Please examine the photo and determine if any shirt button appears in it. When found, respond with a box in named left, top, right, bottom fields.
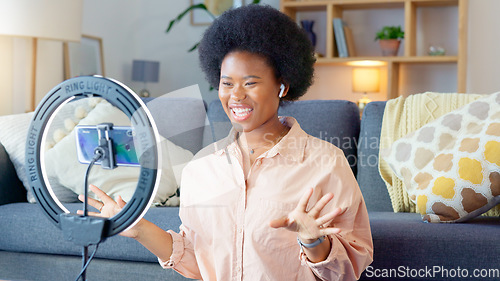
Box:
left=166, top=260, right=175, bottom=267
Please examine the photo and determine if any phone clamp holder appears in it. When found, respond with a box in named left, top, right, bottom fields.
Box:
left=96, top=123, right=116, bottom=169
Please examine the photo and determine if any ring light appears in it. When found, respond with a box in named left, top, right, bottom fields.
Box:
left=25, top=75, right=161, bottom=238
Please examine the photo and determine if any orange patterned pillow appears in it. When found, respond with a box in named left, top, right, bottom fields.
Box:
left=382, top=92, right=500, bottom=222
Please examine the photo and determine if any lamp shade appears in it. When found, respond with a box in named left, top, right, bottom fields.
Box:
left=0, top=0, right=82, bottom=41
left=352, top=68, right=380, bottom=93
left=132, top=60, right=160, bottom=83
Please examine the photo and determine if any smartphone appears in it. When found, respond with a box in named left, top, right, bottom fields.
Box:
left=75, top=125, right=140, bottom=167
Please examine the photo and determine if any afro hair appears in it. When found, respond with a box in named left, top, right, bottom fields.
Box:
left=198, top=4, right=315, bottom=101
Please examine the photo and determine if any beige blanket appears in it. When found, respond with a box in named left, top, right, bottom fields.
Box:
left=378, top=92, right=484, bottom=213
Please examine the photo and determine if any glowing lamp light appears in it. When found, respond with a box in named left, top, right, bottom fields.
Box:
left=352, top=67, right=380, bottom=117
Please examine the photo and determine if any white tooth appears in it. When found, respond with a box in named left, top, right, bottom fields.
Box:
left=234, top=108, right=249, bottom=113
left=232, top=108, right=252, bottom=117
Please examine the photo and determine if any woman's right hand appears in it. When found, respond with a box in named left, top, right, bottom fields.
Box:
left=80, top=185, right=175, bottom=262
left=78, top=184, right=141, bottom=239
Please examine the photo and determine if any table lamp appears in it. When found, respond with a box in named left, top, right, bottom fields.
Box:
left=0, top=0, right=83, bottom=111
left=352, top=67, right=380, bottom=116
left=132, top=60, right=160, bottom=97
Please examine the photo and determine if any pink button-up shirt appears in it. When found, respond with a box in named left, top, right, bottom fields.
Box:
left=160, top=117, right=373, bottom=281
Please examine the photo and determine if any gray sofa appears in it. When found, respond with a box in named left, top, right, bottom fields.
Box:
left=0, top=97, right=498, bottom=281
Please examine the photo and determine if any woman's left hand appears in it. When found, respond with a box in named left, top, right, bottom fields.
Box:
left=269, top=187, right=342, bottom=243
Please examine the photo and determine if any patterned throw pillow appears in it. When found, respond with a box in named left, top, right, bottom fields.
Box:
left=381, top=92, right=500, bottom=222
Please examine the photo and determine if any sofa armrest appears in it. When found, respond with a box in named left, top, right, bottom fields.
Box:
left=0, top=142, right=27, bottom=205
left=357, top=101, right=392, bottom=212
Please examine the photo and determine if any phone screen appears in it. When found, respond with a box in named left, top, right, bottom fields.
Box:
left=75, top=125, right=140, bottom=167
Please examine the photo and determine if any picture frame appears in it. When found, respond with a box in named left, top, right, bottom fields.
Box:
left=190, top=0, right=244, bottom=26
left=64, top=35, right=105, bottom=79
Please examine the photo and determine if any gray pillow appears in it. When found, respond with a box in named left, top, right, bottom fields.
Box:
left=0, top=112, right=36, bottom=202
left=0, top=142, right=27, bottom=205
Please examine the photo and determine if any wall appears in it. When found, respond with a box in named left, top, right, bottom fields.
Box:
left=467, top=0, right=500, bottom=95
left=0, top=0, right=498, bottom=116
left=0, top=38, right=29, bottom=114
left=0, top=0, right=279, bottom=115
left=81, top=0, right=280, bottom=103
left=0, top=37, right=14, bottom=115
left=71, top=0, right=500, bottom=103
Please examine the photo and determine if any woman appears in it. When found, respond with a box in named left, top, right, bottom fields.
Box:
left=81, top=5, right=373, bottom=280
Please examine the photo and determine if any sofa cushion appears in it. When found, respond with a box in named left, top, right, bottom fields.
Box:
left=44, top=97, right=99, bottom=148
left=381, top=93, right=500, bottom=222
left=0, top=142, right=27, bottom=205
left=0, top=203, right=182, bottom=263
left=0, top=251, right=189, bottom=281
left=145, top=97, right=207, bottom=155
left=207, top=99, right=360, bottom=175
left=43, top=100, right=192, bottom=206
left=364, top=212, right=500, bottom=281
left=357, top=102, right=393, bottom=212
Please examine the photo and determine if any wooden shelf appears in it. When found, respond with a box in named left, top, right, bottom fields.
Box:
left=411, top=0, right=459, bottom=7
left=281, top=0, right=468, bottom=99
left=282, top=0, right=458, bottom=8
left=316, top=56, right=458, bottom=65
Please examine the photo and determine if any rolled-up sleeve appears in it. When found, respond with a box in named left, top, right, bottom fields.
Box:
left=301, top=202, right=373, bottom=280
left=157, top=225, right=202, bottom=280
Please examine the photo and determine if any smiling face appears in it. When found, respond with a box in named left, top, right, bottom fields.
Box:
left=219, top=51, right=286, bottom=134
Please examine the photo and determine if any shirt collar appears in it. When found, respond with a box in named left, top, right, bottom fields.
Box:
left=213, top=117, right=308, bottom=163
left=213, top=127, right=239, bottom=156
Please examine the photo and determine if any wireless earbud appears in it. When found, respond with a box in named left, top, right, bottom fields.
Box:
left=279, top=84, right=285, bottom=98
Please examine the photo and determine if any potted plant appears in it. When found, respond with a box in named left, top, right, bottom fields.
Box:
left=374, top=25, right=404, bottom=56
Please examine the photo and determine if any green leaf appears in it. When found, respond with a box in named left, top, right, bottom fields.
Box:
left=166, top=4, right=215, bottom=33
left=374, top=25, right=404, bottom=41
left=188, top=42, right=200, bottom=52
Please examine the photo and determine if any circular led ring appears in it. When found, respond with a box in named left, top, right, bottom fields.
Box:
left=25, top=76, right=160, bottom=237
